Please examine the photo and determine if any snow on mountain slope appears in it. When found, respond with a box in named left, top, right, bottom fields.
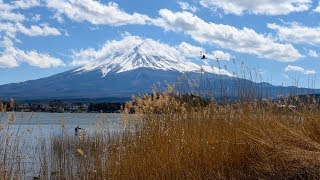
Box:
left=73, top=36, right=233, bottom=77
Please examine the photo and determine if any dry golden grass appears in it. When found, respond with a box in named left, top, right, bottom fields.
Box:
left=43, top=88, right=320, bottom=179
left=0, top=99, right=29, bottom=180
left=1, top=86, right=320, bottom=179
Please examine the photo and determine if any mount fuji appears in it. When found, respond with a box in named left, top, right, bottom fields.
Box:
left=0, top=40, right=318, bottom=101
left=74, top=40, right=232, bottom=77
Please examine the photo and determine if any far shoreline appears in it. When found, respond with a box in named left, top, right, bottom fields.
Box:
left=1, top=99, right=124, bottom=114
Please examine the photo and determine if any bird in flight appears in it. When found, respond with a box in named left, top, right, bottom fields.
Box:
left=202, top=55, right=207, bottom=59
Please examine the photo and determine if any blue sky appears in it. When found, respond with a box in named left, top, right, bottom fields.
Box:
left=0, top=0, right=320, bottom=88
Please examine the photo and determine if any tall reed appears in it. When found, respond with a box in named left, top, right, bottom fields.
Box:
left=43, top=87, right=320, bottom=179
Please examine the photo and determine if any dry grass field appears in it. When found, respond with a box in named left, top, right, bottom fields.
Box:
left=1, top=86, right=320, bottom=179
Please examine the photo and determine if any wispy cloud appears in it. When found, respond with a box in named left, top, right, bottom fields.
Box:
left=0, top=37, right=65, bottom=68
left=46, top=0, right=151, bottom=26
left=177, top=1, right=197, bottom=13
left=199, top=0, right=311, bottom=15
left=308, top=50, right=319, bottom=58
left=0, top=0, right=41, bottom=22
left=285, top=65, right=316, bottom=75
left=209, top=50, right=233, bottom=61
left=268, top=23, right=320, bottom=45
left=12, top=0, right=41, bottom=9
left=178, top=42, right=233, bottom=61
left=0, top=0, right=64, bottom=69
left=0, top=22, right=61, bottom=38
left=314, top=2, right=320, bottom=12
left=178, top=42, right=204, bottom=58
left=31, top=14, right=41, bottom=22
left=0, top=2, right=25, bottom=22
left=153, top=10, right=302, bottom=62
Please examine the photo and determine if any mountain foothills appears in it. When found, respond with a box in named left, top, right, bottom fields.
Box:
left=0, top=40, right=318, bottom=101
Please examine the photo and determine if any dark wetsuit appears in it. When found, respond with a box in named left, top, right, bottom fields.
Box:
left=75, top=126, right=81, bottom=136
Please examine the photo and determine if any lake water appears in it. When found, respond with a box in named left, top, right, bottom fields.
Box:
left=1, top=112, right=123, bottom=137
left=0, top=112, right=123, bottom=179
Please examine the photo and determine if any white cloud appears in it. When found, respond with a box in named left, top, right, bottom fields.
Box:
left=209, top=50, right=233, bottom=61
left=13, top=0, right=41, bottom=9
left=71, top=48, right=97, bottom=66
left=46, top=0, right=151, bottom=26
left=178, top=42, right=204, bottom=58
left=16, top=23, right=61, bottom=36
left=17, top=50, right=64, bottom=68
left=31, top=14, right=41, bottom=22
left=199, top=0, right=311, bottom=15
left=0, top=22, right=17, bottom=37
left=0, top=54, right=19, bottom=68
left=178, top=42, right=233, bottom=61
left=308, top=50, right=319, bottom=57
left=202, top=65, right=233, bottom=76
left=0, top=37, right=65, bottom=68
left=177, top=1, right=197, bottom=13
left=0, top=1, right=62, bottom=69
left=0, top=2, right=25, bottom=22
left=0, top=22, right=61, bottom=37
left=0, top=11, right=25, bottom=22
left=153, top=10, right=302, bottom=62
left=52, top=12, right=64, bottom=23
left=120, top=31, right=132, bottom=37
left=285, top=65, right=316, bottom=75
left=314, top=2, right=320, bottom=12
left=268, top=23, right=320, bottom=45
left=0, top=0, right=41, bottom=22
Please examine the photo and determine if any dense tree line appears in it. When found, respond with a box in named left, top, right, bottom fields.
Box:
left=88, top=102, right=123, bottom=113
left=0, top=100, right=124, bottom=113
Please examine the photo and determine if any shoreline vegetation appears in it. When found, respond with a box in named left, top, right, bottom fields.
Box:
left=0, top=100, right=124, bottom=113
left=1, top=76, right=320, bottom=179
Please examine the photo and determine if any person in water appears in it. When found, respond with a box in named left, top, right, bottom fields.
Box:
left=75, top=125, right=81, bottom=136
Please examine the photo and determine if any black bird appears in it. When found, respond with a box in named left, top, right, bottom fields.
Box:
left=202, top=55, right=207, bottom=59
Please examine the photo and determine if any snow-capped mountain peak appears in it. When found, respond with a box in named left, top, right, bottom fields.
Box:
left=74, top=36, right=232, bottom=76
left=75, top=41, right=201, bottom=76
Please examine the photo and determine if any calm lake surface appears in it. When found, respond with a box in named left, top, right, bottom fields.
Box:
left=1, top=112, right=123, bottom=138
